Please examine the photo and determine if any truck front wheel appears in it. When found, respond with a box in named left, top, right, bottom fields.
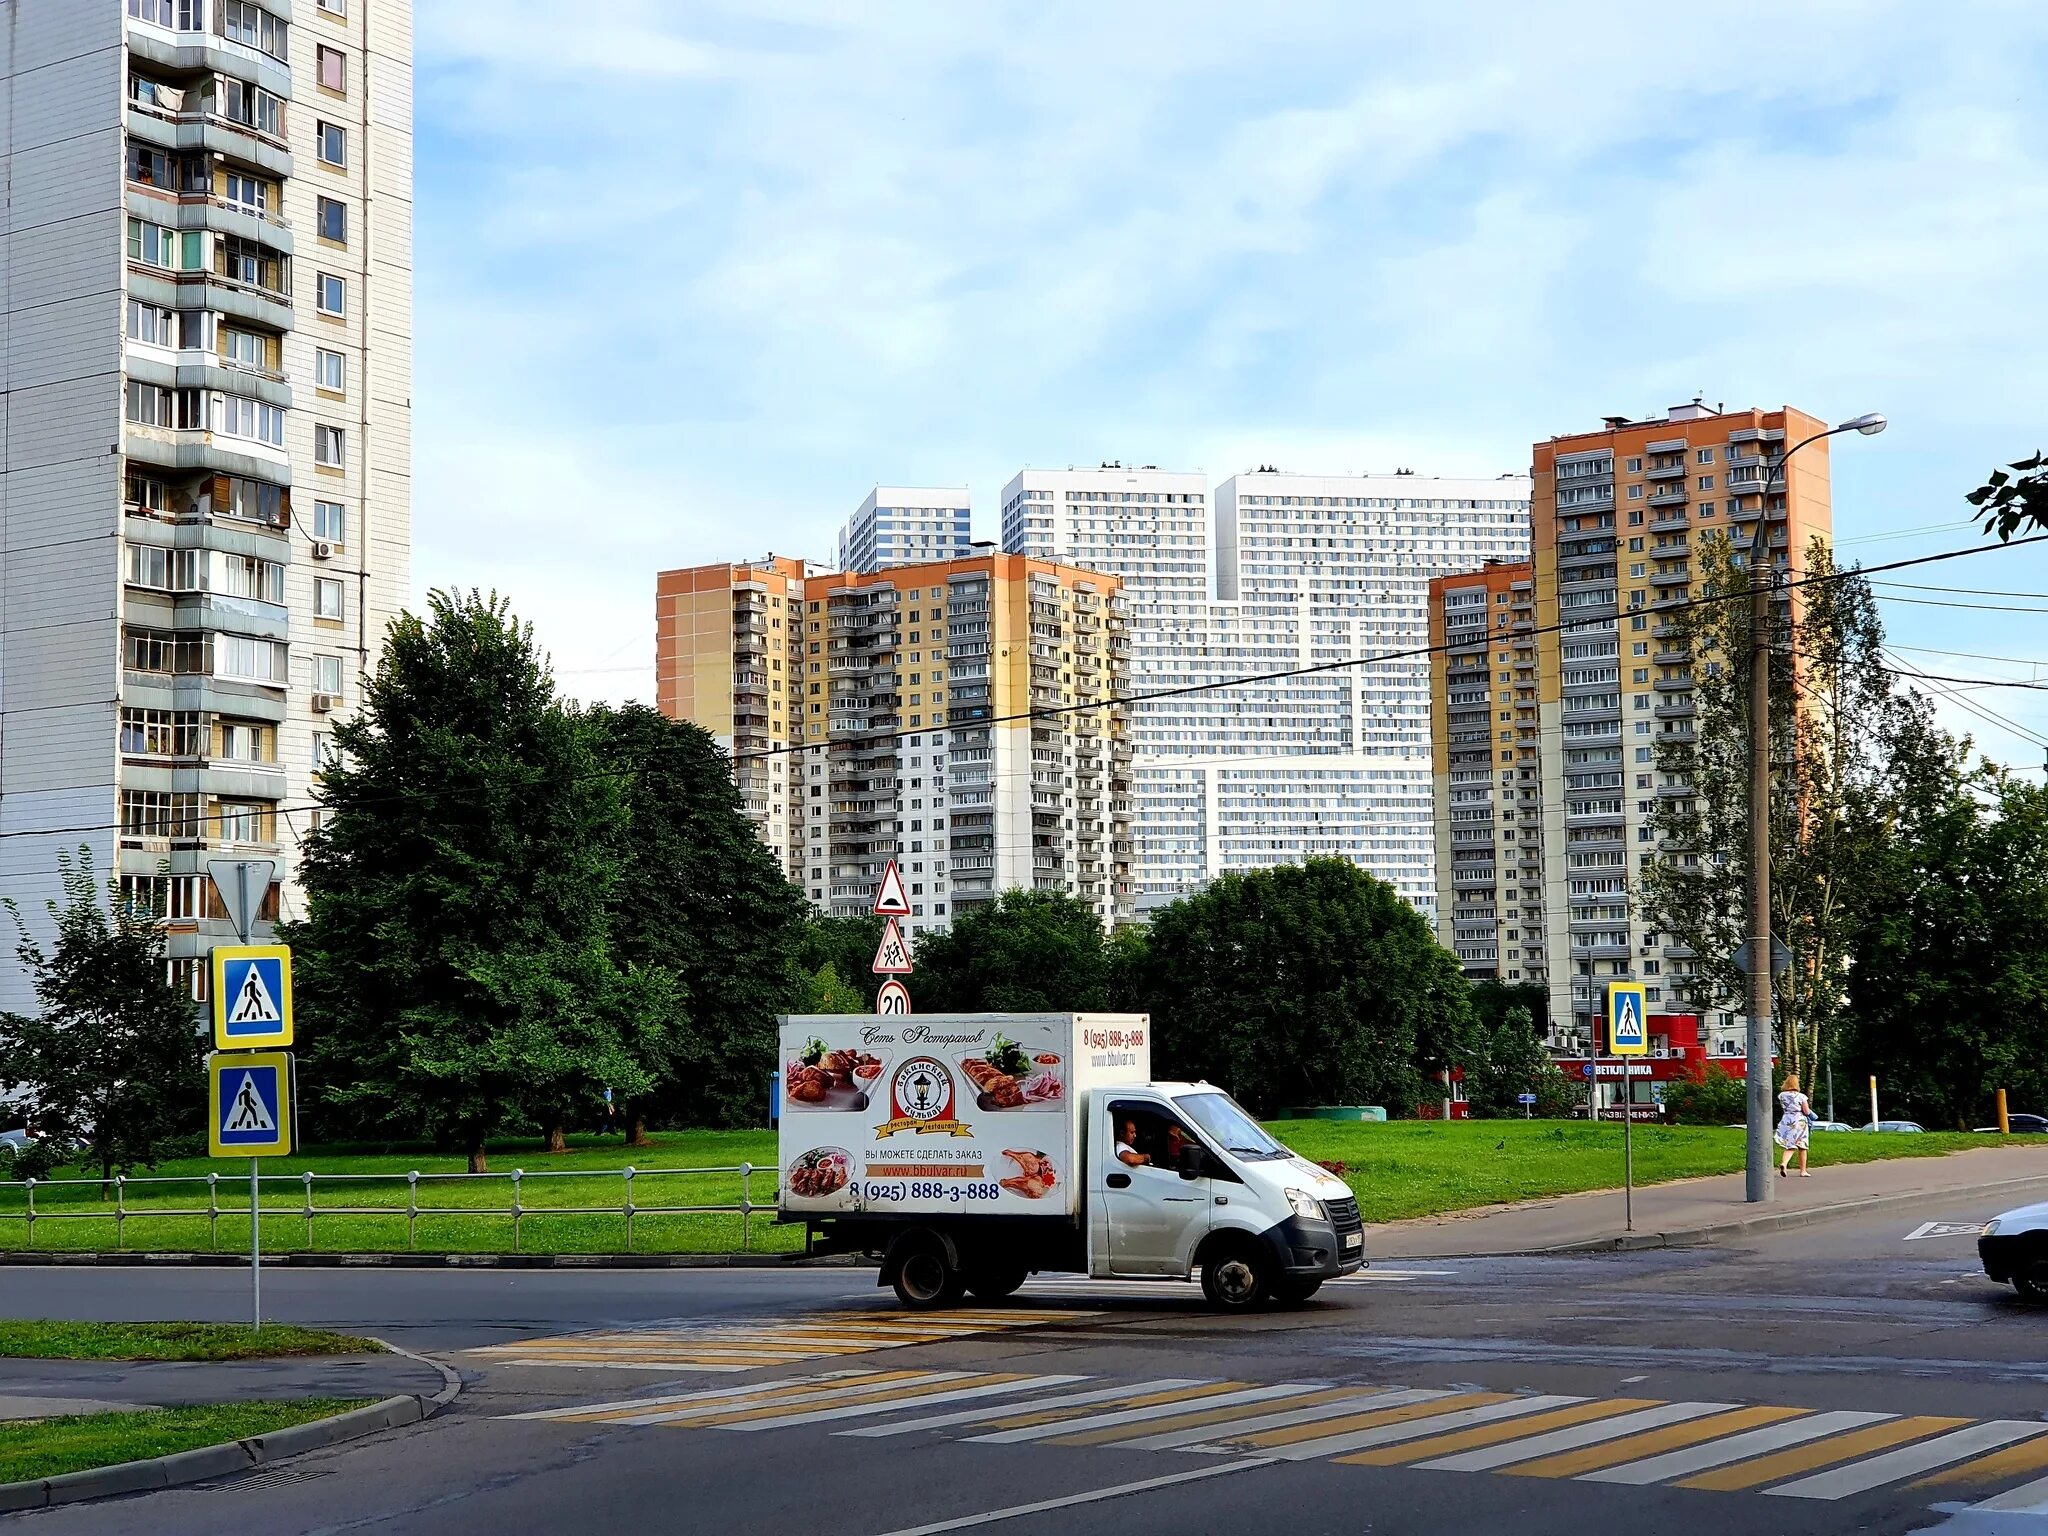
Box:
left=2014, top=1243, right=2048, bottom=1305
left=1199, top=1237, right=1272, bottom=1312
left=892, top=1235, right=967, bottom=1310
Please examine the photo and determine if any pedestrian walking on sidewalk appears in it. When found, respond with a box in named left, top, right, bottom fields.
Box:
left=1776, top=1075, right=1814, bottom=1178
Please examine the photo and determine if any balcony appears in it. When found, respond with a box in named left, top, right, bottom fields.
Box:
left=1647, top=485, right=1689, bottom=507
left=1654, top=698, right=1696, bottom=719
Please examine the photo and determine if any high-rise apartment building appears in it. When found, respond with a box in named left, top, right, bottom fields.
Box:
left=1429, top=403, right=1831, bottom=1054
left=655, top=553, right=1133, bottom=934
left=1002, top=469, right=1531, bottom=912
left=837, top=487, right=973, bottom=574
left=0, top=0, right=413, bottom=1009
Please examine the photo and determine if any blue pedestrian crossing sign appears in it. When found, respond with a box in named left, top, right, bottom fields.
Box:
left=210, top=945, right=293, bottom=1050
left=1606, top=980, right=1649, bottom=1057
left=208, top=1051, right=295, bottom=1157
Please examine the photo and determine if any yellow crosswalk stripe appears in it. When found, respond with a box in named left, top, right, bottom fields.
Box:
left=1337, top=1399, right=1660, bottom=1467
left=1914, top=1430, right=2048, bottom=1489
left=1224, top=1393, right=1511, bottom=1451
left=977, top=1381, right=1250, bottom=1431
left=1053, top=1387, right=1368, bottom=1448
left=680, top=1373, right=1012, bottom=1428
left=1509, top=1406, right=1808, bottom=1478
left=562, top=1370, right=939, bottom=1424
left=1677, top=1416, right=1970, bottom=1492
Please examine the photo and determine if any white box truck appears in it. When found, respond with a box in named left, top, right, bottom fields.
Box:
left=777, top=1012, right=1364, bottom=1311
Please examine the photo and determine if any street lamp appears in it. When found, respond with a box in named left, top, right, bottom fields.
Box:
left=1743, top=411, right=1886, bottom=1203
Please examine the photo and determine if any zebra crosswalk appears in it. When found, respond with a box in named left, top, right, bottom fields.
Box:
left=464, top=1307, right=1098, bottom=1373
left=506, top=1367, right=2048, bottom=1512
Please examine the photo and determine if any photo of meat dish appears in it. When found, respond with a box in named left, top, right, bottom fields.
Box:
left=999, top=1148, right=1056, bottom=1200
left=784, top=1039, right=886, bottom=1110
left=961, top=1056, right=1026, bottom=1108
left=787, top=1147, right=851, bottom=1199
left=960, top=1035, right=1065, bottom=1110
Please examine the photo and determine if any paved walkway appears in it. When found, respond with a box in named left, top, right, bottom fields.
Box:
left=0, top=1352, right=444, bottom=1421
left=1372, top=1142, right=2048, bottom=1259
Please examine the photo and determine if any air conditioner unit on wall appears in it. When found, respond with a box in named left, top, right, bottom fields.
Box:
left=311, top=541, right=335, bottom=560
left=310, top=692, right=339, bottom=713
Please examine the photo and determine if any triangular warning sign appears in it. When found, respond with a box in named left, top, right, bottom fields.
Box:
left=871, top=916, right=913, bottom=975
left=223, top=1072, right=277, bottom=1133
left=872, top=860, right=911, bottom=918
left=227, top=962, right=281, bottom=1025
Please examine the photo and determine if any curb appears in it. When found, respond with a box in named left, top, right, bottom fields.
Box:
left=0, top=1251, right=867, bottom=1270
left=1527, top=1171, right=2048, bottom=1256
left=0, top=1339, right=463, bottom=1514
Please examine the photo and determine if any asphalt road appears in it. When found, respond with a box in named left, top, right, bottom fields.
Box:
left=5, top=1187, right=2044, bottom=1536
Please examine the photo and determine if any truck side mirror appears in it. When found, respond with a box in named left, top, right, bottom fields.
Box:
left=1177, top=1143, right=1206, bottom=1179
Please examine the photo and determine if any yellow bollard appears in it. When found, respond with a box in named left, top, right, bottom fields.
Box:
left=1997, top=1087, right=2010, bottom=1135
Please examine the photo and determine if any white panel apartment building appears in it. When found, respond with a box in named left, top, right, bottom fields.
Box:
left=1001, top=467, right=1530, bottom=916
left=837, top=486, right=974, bottom=574
left=0, top=0, right=413, bottom=1008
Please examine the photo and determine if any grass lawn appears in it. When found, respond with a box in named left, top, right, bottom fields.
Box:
left=0, top=1122, right=2000, bottom=1253
left=0, top=1321, right=380, bottom=1363
left=0, top=1399, right=370, bottom=1484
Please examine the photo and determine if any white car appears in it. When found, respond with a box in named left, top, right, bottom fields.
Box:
left=1980, top=1201, right=2048, bottom=1303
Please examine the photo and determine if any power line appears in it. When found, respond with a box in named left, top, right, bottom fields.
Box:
left=1871, top=580, right=2048, bottom=599
left=1833, top=517, right=1979, bottom=546
left=8, top=531, right=2047, bottom=844
left=1882, top=648, right=2048, bottom=751
left=1872, top=593, right=2048, bottom=614
left=1888, top=643, right=2048, bottom=669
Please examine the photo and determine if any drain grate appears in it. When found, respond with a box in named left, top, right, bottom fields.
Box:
left=189, top=1465, right=336, bottom=1493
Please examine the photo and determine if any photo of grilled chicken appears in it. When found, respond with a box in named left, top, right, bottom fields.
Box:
left=999, top=1148, right=1056, bottom=1199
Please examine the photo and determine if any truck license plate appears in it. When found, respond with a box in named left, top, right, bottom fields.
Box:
left=1343, top=1232, right=1362, bottom=1249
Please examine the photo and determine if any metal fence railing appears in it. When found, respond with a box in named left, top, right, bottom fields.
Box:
left=0, top=1164, right=780, bottom=1254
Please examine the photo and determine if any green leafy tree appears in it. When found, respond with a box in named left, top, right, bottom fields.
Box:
left=585, top=704, right=808, bottom=1138
left=796, top=962, right=866, bottom=1014
left=1137, top=859, right=1475, bottom=1116
left=910, top=889, right=1110, bottom=1012
left=1466, top=1005, right=1546, bottom=1118
left=289, top=591, right=655, bottom=1170
left=1531, top=1060, right=1580, bottom=1119
left=1469, top=979, right=1552, bottom=1043
left=1968, top=452, right=2048, bottom=541
left=794, top=915, right=884, bottom=1011
left=1663, top=1062, right=1749, bottom=1126
left=0, top=850, right=203, bottom=1185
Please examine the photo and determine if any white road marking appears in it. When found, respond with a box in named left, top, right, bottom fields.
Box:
left=605, top=1371, right=979, bottom=1427
left=1907, top=1221, right=1992, bottom=1241
left=723, top=1374, right=1091, bottom=1431
left=500, top=1371, right=857, bottom=1421
left=1119, top=1389, right=1450, bottom=1451
left=1972, top=1467, right=2048, bottom=1513
left=966, top=1383, right=1323, bottom=1444
left=1768, top=1422, right=2048, bottom=1500
left=841, top=1380, right=1210, bottom=1438
left=1419, top=1401, right=1740, bottom=1472
left=1207, top=1394, right=1585, bottom=1462
left=868, top=1458, right=1279, bottom=1536
left=1581, top=1411, right=1892, bottom=1485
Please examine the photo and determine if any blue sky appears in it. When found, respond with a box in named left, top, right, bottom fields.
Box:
left=408, top=0, right=2048, bottom=767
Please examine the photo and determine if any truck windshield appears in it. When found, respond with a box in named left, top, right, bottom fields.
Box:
left=1177, top=1091, right=1287, bottom=1160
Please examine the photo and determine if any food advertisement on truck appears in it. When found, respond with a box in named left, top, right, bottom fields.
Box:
left=778, top=1013, right=1149, bottom=1220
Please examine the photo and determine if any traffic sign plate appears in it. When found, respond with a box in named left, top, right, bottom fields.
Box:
left=1606, top=981, right=1648, bottom=1057
left=209, top=1051, right=295, bottom=1157
left=875, top=978, right=912, bottom=1015
left=870, top=916, right=913, bottom=975
left=210, top=945, right=293, bottom=1050
left=1517, top=1093, right=1538, bottom=1105
left=871, top=860, right=911, bottom=918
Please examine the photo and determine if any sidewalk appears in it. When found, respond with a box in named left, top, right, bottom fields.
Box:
left=0, top=1352, right=445, bottom=1422
left=1371, top=1141, right=2048, bottom=1259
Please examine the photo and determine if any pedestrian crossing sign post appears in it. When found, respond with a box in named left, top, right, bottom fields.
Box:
left=210, top=944, right=293, bottom=1050
left=209, top=1051, right=295, bottom=1158
left=1605, top=980, right=1649, bottom=1058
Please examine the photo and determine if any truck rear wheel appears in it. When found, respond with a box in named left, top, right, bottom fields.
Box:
left=892, top=1236, right=966, bottom=1310
left=964, top=1262, right=1028, bottom=1301
left=1200, top=1237, right=1271, bottom=1312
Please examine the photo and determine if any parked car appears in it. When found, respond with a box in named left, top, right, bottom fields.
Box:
left=1808, top=1120, right=1857, bottom=1133
left=1858, top=1120, right=1926, bottom=1133
left=0, top=1129, right=29, bottom=1159
left=1973, top=1113, right=2048, bottom=1135
left=1979, top=1201, right=2048, bottom=1303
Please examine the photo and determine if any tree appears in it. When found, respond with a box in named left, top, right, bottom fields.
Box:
left=1641, top=536, right=1914, bottom=1086
left=1465, top=1005, right=1547, bottom=1118
left=796, top=962, right=866, bottom=1014
left=289, top=590, right=655, bottom=1170
left=0, top=850, right=203, bottom=1185
left=909, top=890, right=1110, bottom=1012
left=1663, top=1062, right=1748, bottom=1126
left=1469, top=979, right=1552, bottom=1042
left=1968, top=452, right=2048, bottom=541
left=794, top=915, right=885, bottom=1011
left=1137, top=859, right=1475, bottom=1116
left=585, top=704, right=808, bottom=1138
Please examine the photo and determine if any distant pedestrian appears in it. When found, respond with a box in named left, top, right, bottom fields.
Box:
left=1776, top=1075, right=1813, bottom=1178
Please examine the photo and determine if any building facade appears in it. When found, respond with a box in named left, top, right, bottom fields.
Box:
left=999, top=466, right=1211, bottom=609
left=0, top=0, right=413, bottom=1009
left=1430, top=403, right=1831, bottom=1055
left=836, top=486, right=973, bottom=574
left=655, top=553, right=1133, bottom=935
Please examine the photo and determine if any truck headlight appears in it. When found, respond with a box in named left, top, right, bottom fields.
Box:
left=1983, top=1219, right=2001, bottom=1237
left=1285, top=1187, right=1326, bottom=1222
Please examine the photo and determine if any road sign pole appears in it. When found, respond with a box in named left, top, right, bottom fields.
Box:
left=250, top=1158, right=261, bottom=1330
left=1622, top=1070, right=1634, bottom=1232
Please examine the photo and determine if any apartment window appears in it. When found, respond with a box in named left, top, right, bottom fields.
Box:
left=1625, top=458, right=1642, bottom=473
left=127, top=473, right=170, bottom=513
left=314, top=577, right=345, bottom=619
left=1696, top=448, right=1714, bottom=464
left=213, top=393, right=285, bottom=447
left=316, top=348, right=345, bottom=391
left=312, top=654, right=345, bottom=695
left=318, top=273, right=346, bottom=315
left=317, top=44, right=347, bottom=92
left=125, top=543, right=198, bottom=592
left=120, top=709, right=200, bottom=760
left=317, top=120, right=347, bottom=167
left=122, top=790, right=203, bottom=840
left=1697, top=475, right=1715, bottom=491
left=216, top=719, right=276, bottom=764
left=220, top=0, right=289, bottom=60
left=216, top=235, right=286, bottom=296
left=125, top=299, right=177, bottom=346
left=220, top=326, right=274, bottom=372
left=126, top=218, right=193, bottom=271
left=317, top=0, right=347, bottom=14
left=312, top=500, right=347, bottom=544
left=215, top=800, right=273, bottom=845
left=125, top=627, right=204, bottom=675
left=315, top=424, right=346, bottom=466
left=217, top=475, right=288, bottom=528
left=317, top=196, right=347, bottom=244
left=1698, top=502, right=1716, bottom=518
left=1626, top=485, right=1644, bottom=500
left=312, top=732, right=333, bottom=773
left=125, top=381, right=202, bottom=429
left=215, top=632, right=289, bottom=684
left=219, top=78, right=284, bottom=137
left=126, top=143, right=205, bottom=192
left=126, top=0, right=191, bottom=24
left=216, top=552, right=285, bottom=604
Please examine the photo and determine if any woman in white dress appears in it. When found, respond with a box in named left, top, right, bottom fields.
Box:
left=1775, top=1074, right=1813, bottom=1177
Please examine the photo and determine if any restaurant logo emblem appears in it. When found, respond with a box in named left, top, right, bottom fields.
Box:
left=876, top=1056, right=971, bottom=1139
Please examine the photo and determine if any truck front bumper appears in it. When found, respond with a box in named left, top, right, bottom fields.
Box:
left=1265, top=1213, right=1366, bottom=1278
left=1981, top=1232, right=2026, bottom=1284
